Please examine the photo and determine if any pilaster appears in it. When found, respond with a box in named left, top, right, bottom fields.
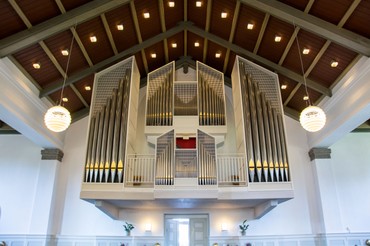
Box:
left=29, top=148, right=62, bottom=234
left=309, top=147, right=343, bottom=235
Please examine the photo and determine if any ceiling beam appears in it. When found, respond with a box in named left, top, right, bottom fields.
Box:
left=0, top=0, right=130, bottom=57
left=130, top=1, right=149, bottom=74
left=223, top=0, right=241, bottom=73
left=40, top=22, right=186, bottom=97
left=241, top=0, right=370, bottom=56
left=159, top=0, right=169, bottom=63
left=202, top=0, right=212, bottom=63
left=186, top=23, right=332, bottom=97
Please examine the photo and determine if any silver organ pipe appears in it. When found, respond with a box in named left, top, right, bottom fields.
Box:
left=102, top=98, right=111, bottom=183
left=146, top=68, right=173, bottom=126
left=254, top=83, right=268, bottom=182
left=84, top=67, right=132, bottom=184
left=239, top=64, right=255, bottom=182
left=85, top=117, right=95, bottom=182
left=96, top=105, right=106, bottom=182
left=237, top=61, right=290, bottom=183
left=267, top=101, right=279, bottom=182
left=261, top=93, right=274, bottom=182
left=155, top=130, right=174, bottom=185
left=90, top=111, right=100, bottom=182
left=247, top=74, right=262, bottom=182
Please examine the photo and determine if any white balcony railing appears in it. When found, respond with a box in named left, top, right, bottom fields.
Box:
left=124, top=154, right=155, bottom=186
left=217, top=154, right=247, bottom=186
left=124, top=154, right=248, bottom=187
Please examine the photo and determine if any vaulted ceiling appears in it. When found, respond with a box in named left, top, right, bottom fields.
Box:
left=0, top=0, right=369, bottom=126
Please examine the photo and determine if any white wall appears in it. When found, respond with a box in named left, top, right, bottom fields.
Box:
left=0, top=135, right=41, bottom=234
left=1, top=111, right=369, bottom=245
left=330, top=132, right=370, bottom=233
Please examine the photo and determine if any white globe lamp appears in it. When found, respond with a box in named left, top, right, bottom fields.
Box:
left=44, top=105, right=71, bottom=132
left=299, top=105, right=326, bottom=132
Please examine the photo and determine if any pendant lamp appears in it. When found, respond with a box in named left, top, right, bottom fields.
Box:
left=294, top=26, right=326, bottom=132
left=44, top=27, right=75, bottom=132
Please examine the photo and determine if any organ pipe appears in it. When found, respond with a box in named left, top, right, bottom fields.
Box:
left=237, top=62, right=290, bottom=183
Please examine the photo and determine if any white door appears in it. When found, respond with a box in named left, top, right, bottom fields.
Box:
left=164, top=214, right=209, bottom=246
left=190, top=218, right=208, bottom=246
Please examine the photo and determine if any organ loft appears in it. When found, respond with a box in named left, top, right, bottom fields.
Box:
left=80, top=55, right=294, bottom=218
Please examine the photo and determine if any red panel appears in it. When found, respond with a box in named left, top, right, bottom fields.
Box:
left=176, top=138, right=196, bottom=149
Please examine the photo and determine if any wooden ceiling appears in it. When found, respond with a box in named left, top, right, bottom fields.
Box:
left=0, top=0, right=369, bottom=123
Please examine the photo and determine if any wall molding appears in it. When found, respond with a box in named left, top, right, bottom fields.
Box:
left=309, top=148, right=332, bottom=161
left=0, top=233, right=369, bottom=246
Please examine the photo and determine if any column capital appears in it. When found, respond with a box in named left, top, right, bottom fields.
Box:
left=41, top=148, right=64, bottom=162
left=308, top=147, right=331, bottom=161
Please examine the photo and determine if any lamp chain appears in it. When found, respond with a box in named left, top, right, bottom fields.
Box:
left=294, top=24, right=312, bottom=106
left=59, top=26, right=76, bottom=106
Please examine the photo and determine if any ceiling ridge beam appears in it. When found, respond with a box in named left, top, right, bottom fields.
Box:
left=240, top=0, right=370, bottom=56
left=202, top=0, right=212, bottom=63
left=159, top=0, right=169, bottom=63
left=40, top=22, right=186, bottom=97
left=0, top=0, right=131, bottom=57
left=223, top=0, right=241, bottom=73
left=130, top=1, right=149, bottom=74
left=186, top=23, right=331, bottom=97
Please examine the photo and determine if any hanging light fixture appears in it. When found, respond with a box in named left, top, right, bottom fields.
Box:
left=294, top=25, right=326, bottom=132
left=44, top=27, right=75, bottom=132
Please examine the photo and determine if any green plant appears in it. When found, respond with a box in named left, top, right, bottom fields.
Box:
left=123, top=222, right=134, bottom=232
left=239, top=219, right=249, bottom=233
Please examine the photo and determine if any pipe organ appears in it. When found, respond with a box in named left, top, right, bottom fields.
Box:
left=232, top=56, right=290, bottom=183
left=84, top=57, right=140, bottom=183
left=81, top=56, right=294, bottom=215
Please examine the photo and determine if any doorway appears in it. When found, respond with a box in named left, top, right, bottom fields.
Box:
left=164, top=214, right=209, bottom=246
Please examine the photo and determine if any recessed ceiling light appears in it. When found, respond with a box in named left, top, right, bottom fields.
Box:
left=168, top=1, right=175, bottom=7
left=331, top=61, right=338, bottom=67
left=196, top=1, right=202, bottom=7
left=221, top=12, right=228, bottom=18
left=171, top=43, right=177, bottom=48
left=90, top=36, right=97, bottom=42
left=62, top=97, right=69, bottom=102
left=215, top=52, right=221, bottom=58
left=151, top=53, right=156, bottom=58
left=281, top=84, right=287, bottom=90
left=247, top=23, right=254, bottom=30
left=143, top=12, right=150, bottom=19
left=274, top=35, right=282, bottom=42
left=303, top=95, right=309, bottom=101
left=33, top=63, right=41, bottom=69
left=61, top=49, right=69, bottom=56
left=117, top=24, right=124, bottom=31
left=302, top=48, right=310, bottom=55
left=85, top=85, right=91, bottom=91
left=194, top=41, right=200, bottom=47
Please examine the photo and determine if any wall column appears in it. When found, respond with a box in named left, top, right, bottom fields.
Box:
left=309, top=148, right=344, bottom=235
left=29, top=148, right=63, bottom=235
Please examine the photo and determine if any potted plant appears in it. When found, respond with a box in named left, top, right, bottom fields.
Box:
left=239, top=219, right=249, bottom=236
left=123, top=222, right=134, bottom=236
